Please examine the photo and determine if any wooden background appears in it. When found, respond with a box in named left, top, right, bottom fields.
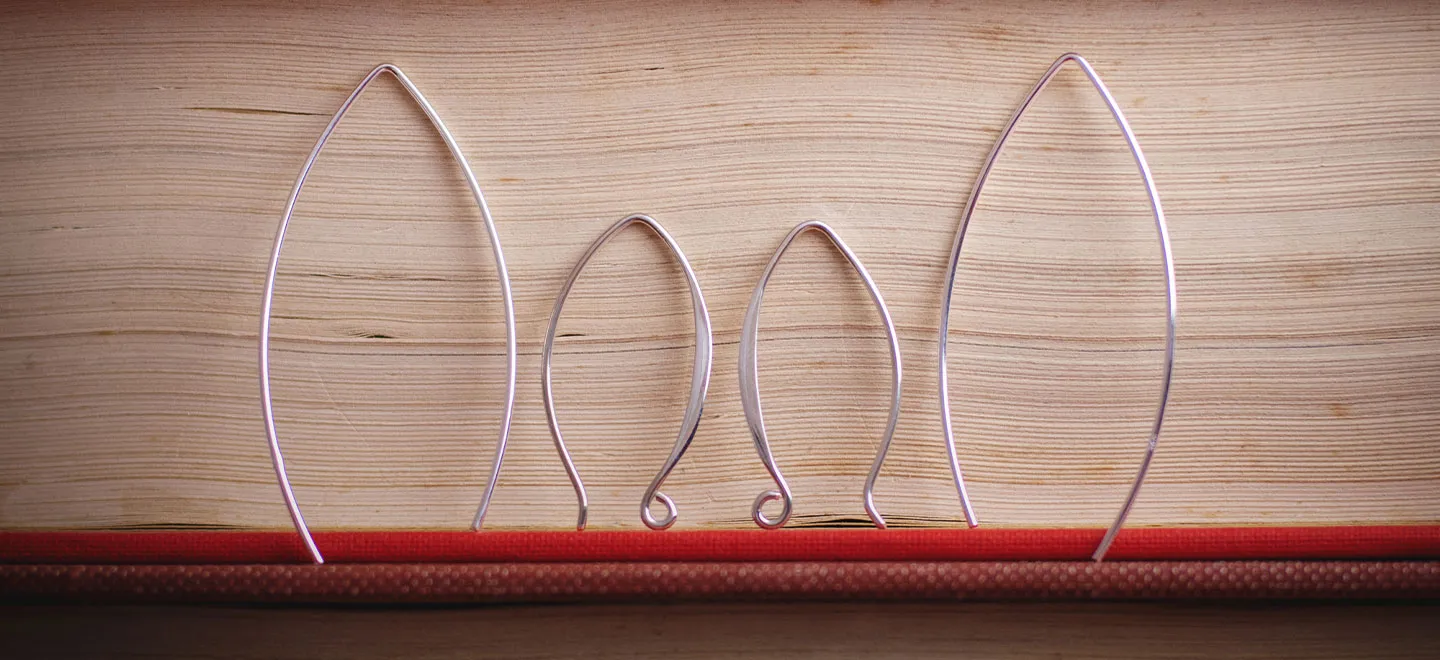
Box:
left=5, top=603, right=1439, bottom=659
left=1, top=0, right=1437, bottom=532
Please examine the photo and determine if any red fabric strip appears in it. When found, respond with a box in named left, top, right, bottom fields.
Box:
left=2, top=526, right=1438, bottom=564
left=4, top=561, right=1438, bottom=603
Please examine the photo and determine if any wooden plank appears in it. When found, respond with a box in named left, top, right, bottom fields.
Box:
left=2, top=603, right=1438, bottom=659
left=0, top=0, right=1437, bottom=531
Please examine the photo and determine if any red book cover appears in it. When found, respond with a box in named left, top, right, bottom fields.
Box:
left=5, top=527, right=1439, bottom=602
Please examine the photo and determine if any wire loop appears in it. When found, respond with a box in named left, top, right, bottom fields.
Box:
left=260, top=64, right=518, bottom=564
left=542, top=214, right=712, bottom=531
left=739, top=220, right=902, bottom=529
left=938, top=53, right=1176, bottom=560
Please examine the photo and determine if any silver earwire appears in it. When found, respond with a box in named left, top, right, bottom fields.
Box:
left=542, top=214, right=713, bottom=531
left=739, top=221, right=902, bottom=529
left=260, top=64, right=518, bottom=564
left=939, top=53, right=1176, bottom=561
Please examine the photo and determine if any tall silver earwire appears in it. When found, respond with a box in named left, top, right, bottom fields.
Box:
left=260, top=64, right=518, bottom=564
left=542, top=214, right=713, bottom=531
left=939, top=53, right=1176, bottom=561
left=740, top=220, right=903, bottom=529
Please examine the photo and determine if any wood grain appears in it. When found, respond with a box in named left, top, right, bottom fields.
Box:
left=0, top=0, right=1438, bottom=531
left=3, top=603, right=1438, bottom=659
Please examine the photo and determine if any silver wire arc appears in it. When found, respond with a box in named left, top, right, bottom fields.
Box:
left=259, top=64, right=519, bottom=564
left=542, top=214, right=713, bottom=531
left=938, top=53, right=1176, bottom=561
left=739, top=220, right=903, bottom=530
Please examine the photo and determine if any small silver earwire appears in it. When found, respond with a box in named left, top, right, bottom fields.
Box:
left=542, top=214, right=713, bottom=531
left=260, top=64, right=519, bottom=564
left=739, top=220, right=902, bottom=529
left=938, top=53, right=1176, bottom=561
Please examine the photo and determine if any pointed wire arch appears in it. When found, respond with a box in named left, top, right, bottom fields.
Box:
left=739, top=220, right=902, bottom=530
left=259, top=64, right=518, bottom=564
left=938, top=53, right=1177, bottom=560
left=542, top=214, right=713, bottom=531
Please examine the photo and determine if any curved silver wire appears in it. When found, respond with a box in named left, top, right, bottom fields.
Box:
left=260, top=64, right=518, bottom=564
left=739, top=220, right=902, bottom=530
left=939, top=53, right=1176, bottom=561
left=542, top=214, right=713, bottom=531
